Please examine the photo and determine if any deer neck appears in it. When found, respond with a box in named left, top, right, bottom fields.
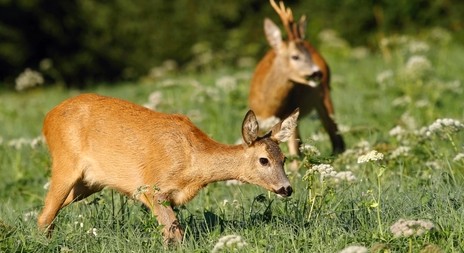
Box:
left=192, top=142, right=249, bottom=184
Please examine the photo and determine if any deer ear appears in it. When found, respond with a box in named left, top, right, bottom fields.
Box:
left=298, top=15, right=307, bottom=40
left=271, top=108, right=299, bottom=143
left=264, top=18, right=282, bottom=50
left=242, top=110, right=259, bottom=146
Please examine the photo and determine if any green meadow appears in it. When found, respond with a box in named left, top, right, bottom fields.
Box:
left=1, top=29, right=463, bottom=252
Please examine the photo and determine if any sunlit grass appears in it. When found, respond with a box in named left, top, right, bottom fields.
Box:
left=1, top=29, right=463, bottom=252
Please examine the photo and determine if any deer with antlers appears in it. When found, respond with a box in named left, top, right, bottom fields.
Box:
left=249, top=0, right=345, bottom=166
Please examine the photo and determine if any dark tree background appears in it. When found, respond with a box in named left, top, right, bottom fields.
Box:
left=1, top=0, right=463, bottom=88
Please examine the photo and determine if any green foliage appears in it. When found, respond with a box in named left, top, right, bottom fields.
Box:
left=0, top=29, right=463, bottom=252
left=1, top=0, right=463, bottom=88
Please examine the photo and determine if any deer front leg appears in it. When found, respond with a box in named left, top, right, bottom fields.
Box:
left=287, top=126, right=301, bottom=171
left=139, top=193, right=183, bottom=244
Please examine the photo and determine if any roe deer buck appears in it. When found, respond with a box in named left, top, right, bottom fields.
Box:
left=249, top=0, right=345, bottom=163
left=38, top=93, right=299, bottom=244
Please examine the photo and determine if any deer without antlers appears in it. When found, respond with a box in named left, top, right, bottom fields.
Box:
left=38, top=93, right=299, bottom=244
left=249, top=0, right=345, bottom=164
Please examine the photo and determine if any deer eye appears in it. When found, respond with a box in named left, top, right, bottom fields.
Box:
left=259, top=157, right=270, bottom=166
left=291, top=55, right=300, bottom=60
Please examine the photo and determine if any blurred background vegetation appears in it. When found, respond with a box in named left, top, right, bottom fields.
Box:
left=1, top=0, right=463, bottom=89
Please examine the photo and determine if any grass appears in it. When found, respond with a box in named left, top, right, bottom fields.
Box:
left=1, top=29, right=463, bottom=252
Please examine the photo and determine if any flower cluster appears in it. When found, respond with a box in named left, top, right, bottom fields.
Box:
left=407, top=40, right=430, bottom=53
left=339, top=245, right=368, bottom=253
left=376, top=69, right=394, bottom=86
left=23, top=210, right=38, bottom=222
left=357, top=150, right=384, bottom=164
left=307, top=164, right=337, bottom=178
left=87, top=227, right=98, bottom=237
left=333, top=171, right=357, bottom=183
left=7, top=136, right=44, bottom=149
left=420, top=118, right=464, bottom=137
left=299, top=143, right=321, bottom=156
left=404, top=55, right=432, bottom=79
left=132, top=185, right=150, bottom=200
left=304, top=164, right=357, bottom=184
left=390, top=219, right=434, bottom=238
left=453, top=153, right=464, bottom=162
left=15, top=68, right=44, bottom=91
left=143, top=91, right=163, bottom=110
left=215, top=75, right=237, bottom=92
left=390, top=146, right=411, bottom=159
left=211, top=235, right=247, bottom=253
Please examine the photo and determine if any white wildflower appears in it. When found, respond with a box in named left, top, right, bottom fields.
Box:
left=357, top=150, right=384, bottom=164
left=453, top=153, right=464, bottom=162
left=400, top=112, right=417, bottom=130
left=415, top=99, right=430, bottom=108
left=390, top=219, right=434, bottom=238
left=299, top=143, right=321, bottom=156
left=404, top=55, right=432, bottom=79
left=225, top=180, right=243, bottom=186
left=8, top=138, right=29, bottom=149
left=392, top=95, right=411, bottom=107
left=333, top=171, right=357, bottom=183
left=425, top=161, right=441, bottom=170
left=144, top=91, right=163, bottom=110
left=311, top=132, right=327, bottom=142
left=355, top=140, right=370, bottom=149
left=23, top=210, right=38, bottom=222
left=444, top=80, right=462, bottom=94
left=212, top=235, right=247, bottom=253
left=389, top=125, right=406, bottom=138
left=428, top=27, right=452, bottom=44
left=30, top=136, right=44, bottom=148
left=215, top=76, right=237, bottom=92
left=15, top=68, right=44, bottom=91
left=148, top=60, right=178, bottom=79
left=306, top=164, right=337, bottom=178
left=339, top=245, right=368, bottom=253
left=376, top=70, right=394, bottom=86
left=337, top=124, right=351, bottom=134
left=132, top=185, right=150, bottom=199
left=390, top=146, right=411, bottom=159
left=408, top=40, right=430, bottom=53
left=420, top=118, right=464, bottom=137
left=43, top=181, right=51, bottom=190
left=60, top=246, right=73, bottom=252
left=87, top=228, right=98, bottom=237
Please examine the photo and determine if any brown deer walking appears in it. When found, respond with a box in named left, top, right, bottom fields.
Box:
left=249, top=0, right=345, bottom=164
left=38, top=93, right=299, bottom=244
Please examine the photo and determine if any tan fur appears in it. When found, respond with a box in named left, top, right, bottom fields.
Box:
left=249, top=0, right=345, bottom=163
left=38, top=93, right=298, bottom=244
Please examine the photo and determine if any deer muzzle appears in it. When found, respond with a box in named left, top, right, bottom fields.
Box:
left=275, top=185, right=293, bottom=197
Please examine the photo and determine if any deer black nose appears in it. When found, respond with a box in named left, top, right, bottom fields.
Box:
left=307, top=70, right=323, bottom=81
left=276, top=186, right=293, bottom=197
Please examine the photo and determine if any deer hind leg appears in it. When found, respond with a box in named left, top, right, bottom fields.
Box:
left=38, top=162, right=82, bottom=234
left=138, top=192, right=183, bottom=244
left=61, top=180, right=103, bottom=208
left=316, top=94, right=345, bottom=154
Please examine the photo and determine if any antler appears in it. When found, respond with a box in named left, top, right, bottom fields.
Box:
left=269, top=0, right=301, bottom=41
